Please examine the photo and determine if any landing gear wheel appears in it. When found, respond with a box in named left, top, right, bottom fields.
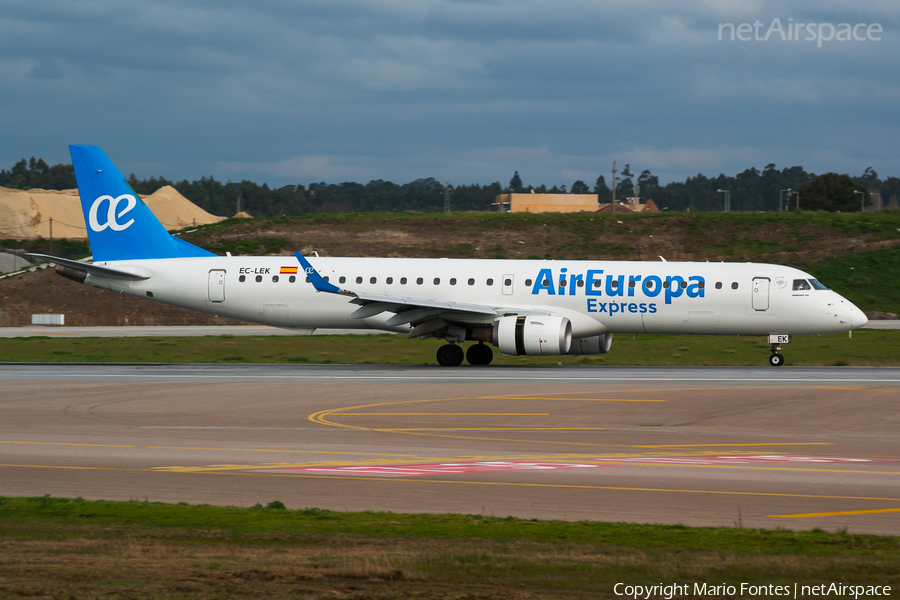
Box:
left=466, top=342, right=494, bottom=365
left=768, top=353, right=784, bottom=367
left=436, top=344, right=464, bottom=366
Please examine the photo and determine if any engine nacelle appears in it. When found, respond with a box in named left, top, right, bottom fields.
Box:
left=567, top=333, right=613, bottom=355
left=495, top=315, right=572, bottom=356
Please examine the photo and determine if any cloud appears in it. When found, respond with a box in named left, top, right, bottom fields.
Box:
left=0, top=1, right=897, bottom=188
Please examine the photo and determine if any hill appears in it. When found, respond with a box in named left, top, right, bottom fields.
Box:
left=0, top=185, right=223, bottom=240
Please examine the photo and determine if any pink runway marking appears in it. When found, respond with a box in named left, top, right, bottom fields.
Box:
left=273, top=461, right=624, bottom=476
left=603, top=455, right=894, bottom=465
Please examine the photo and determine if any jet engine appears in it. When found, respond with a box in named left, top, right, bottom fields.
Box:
left=567, top=333, right=613, bottom=355
left=494, top=315, right=572, bottom=356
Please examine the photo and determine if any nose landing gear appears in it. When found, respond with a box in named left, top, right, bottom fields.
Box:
left=766, top=335, right=790, bottom=367
left=768, top=343, right=784, bottom=367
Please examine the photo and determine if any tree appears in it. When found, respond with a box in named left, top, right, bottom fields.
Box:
left=593, top=175, right=610, bottom=200
left=797, top=173, right=869, bottom=212
left=880, top=177, right=900, bottom=206
left=509, top=171, right=523, bottom=192
left=570, top=180, right=590, bottom=194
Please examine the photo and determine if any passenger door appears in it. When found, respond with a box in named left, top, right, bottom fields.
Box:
left=208, top=270, right=226, bottom=303
left=751, top=277, right=770, bottom=311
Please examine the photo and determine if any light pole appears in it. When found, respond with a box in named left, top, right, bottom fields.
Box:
left=853, top=190, right=866, bottom=212
left=779, top=188, right=792, bottom=213
left=717, top=189, right=731, bottom=212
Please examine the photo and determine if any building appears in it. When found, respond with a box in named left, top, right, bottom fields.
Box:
left=597, top=199, right=660, bottom=213
left=492, top=193, right=599, bottom=213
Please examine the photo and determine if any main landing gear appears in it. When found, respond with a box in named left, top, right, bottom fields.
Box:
left=436, top=342, right=494, bottom=366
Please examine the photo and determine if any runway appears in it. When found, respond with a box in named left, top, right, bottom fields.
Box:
left=1, top=364, right=898, bottom=535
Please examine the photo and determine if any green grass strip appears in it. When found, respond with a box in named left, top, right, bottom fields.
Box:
left=0, top=329, right=898, bottom=366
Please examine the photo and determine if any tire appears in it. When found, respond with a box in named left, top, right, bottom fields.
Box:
left=437, top=344, right=464, bottom=366
left=466, top=343, right=494, bottom=365
left=768, top=353, right=784, bottom=367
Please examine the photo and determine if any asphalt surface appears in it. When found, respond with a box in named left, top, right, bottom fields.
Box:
left=1, top=364, right=898, bottom=534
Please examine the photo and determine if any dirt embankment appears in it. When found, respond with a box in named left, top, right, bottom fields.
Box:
left=183, top=214, right=900, bottom=264
left=0, top=267, right=244, bottom=327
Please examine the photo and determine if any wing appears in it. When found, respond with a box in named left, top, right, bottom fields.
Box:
left=294, top=252, right=548, bottom=338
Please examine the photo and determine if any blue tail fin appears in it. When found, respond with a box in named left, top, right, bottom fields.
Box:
left=70, top=145, right=215, bottom=261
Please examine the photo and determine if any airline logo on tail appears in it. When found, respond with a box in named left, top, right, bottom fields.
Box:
left=88, top=194, right=138, bottom=232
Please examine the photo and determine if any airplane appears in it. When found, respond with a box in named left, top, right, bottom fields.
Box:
left=28, top=145, right=867, bottom=367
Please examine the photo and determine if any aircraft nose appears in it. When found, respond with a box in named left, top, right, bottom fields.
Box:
left=851, top=304, right=868, bottom=329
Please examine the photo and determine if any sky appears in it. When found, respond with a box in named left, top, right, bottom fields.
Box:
left=1, top=0, right=898, bottom=188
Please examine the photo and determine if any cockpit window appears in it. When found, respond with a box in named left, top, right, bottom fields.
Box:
left=809, top=279, right=830, bottom=290
left=792, top=279, right=811, bottom=291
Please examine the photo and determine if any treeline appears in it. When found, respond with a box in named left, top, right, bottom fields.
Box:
left=2, top=156, right=898, bottom=216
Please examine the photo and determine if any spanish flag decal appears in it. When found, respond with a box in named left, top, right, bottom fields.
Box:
left=280, top=266, right=299, bottom=274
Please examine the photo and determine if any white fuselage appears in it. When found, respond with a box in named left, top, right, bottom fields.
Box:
left=84, top=256, right=867, bottom=338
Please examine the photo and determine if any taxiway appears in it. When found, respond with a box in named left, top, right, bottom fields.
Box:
left=1, top=364, right=898, bottom=534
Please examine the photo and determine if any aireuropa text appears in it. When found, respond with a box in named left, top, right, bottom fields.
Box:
left=718, top=18, right=882, bottom=47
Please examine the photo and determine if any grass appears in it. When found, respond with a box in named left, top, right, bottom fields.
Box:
left=0, top=329, right=898, bottom=366
left=0, top=496, right=897, bottom=599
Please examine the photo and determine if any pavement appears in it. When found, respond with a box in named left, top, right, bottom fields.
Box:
left=1, top=364, right=898, bottom=534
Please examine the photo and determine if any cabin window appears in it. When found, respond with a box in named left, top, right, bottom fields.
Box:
left=400, top=277, right=407, bottom=284
left=680, top=280, right=687, bottom=289
left=239, top=275, right=246, bottom=282
left=698, top=281, right=705, bottom=289
left=731, top=282, right=738, bottom=289
left=434, top=278, right=440, bottom=285
left=289, top=276, right=296, bottom=283
left=504, top=278, right=512, bottom=286
left=577, top=280, right=584, bottom=287
left=525, top=279, right=532, bottom=286
left=450, top=278, right=457, bottom=285
left=644, top=280, right=653, bottom=290
left=486, top=278, right=494, bottom=286
left=305, top=277, right=310, bottom=283
left=272, top=275, right=279, bottom=283
left=611, top=279, right=618, bottom=288
left=386, top=277, right=393, bottom=284
left=715, top=282, right=722, bottom=289
left=323, top=276, right=329, bottom=282
left=793, top=279, right=811, bottom=291
left=356, top=276, right=363, bottom=284
left=544, top=279, right=551, bottom=286
left=370, top=277, right=377, bottom=284
left=468, top=278, right=475, bottom=285
left=339, top=276, right=346, bottom=284
left=256, top=275, right=263, bottom=283
left=417, top=277, right=424, bottom=285
left=663, top=280, right=670, bottom=288
left=594, top=280, right=602, bottom=288
left=560, top=279, right=567, bottom=287
left=628, top=280, right=635, bottom=288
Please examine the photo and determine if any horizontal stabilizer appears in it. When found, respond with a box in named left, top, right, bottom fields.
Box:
left=25, top=253, right=151, bottom=280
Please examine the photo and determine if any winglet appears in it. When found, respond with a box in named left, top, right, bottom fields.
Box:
left=293, top=251, right=353, bottom=295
